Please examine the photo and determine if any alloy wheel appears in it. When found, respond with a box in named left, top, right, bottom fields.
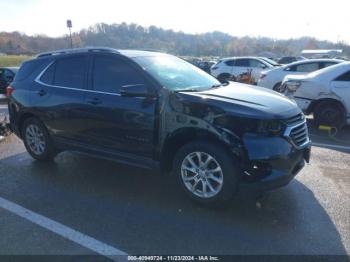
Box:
left=25, top=124, right=46, bottom=155
left=181, top=151, right=224, bottom=198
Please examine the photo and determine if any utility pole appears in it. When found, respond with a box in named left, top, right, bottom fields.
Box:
left=66, top=20, right=73, bottom=48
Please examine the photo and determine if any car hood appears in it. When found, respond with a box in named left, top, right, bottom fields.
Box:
left=178, top=82, right=301, bottom=119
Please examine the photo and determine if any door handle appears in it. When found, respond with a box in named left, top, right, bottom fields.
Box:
left=36, top=90, right=47, bottom=96
left=87, top=98, right=102, bottom=105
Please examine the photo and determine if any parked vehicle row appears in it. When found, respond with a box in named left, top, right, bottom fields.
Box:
left=7, top=48, right=311, bottom=207
left=258, top=59, right=343, bottom=91
left=282, top=62, right=350, bottom=128
left=209, top=54, right=348, bottom=129
left=210, top=56, right=277, bottom=84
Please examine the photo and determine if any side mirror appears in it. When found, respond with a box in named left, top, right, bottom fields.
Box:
left=261, top=64, right=267, bottom=69
left=120, top=84, right=156, bottom=98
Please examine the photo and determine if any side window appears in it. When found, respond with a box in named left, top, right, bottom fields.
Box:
left=322, top=62, right=337, bottom=68
left=334, top=71, right=350, bottom=81
left=224, top=60, right=235, bottom=66
left=249, top=59, right=265, bottom=68
left=40, top=63, right=55, bottom=85
left=284, top=65, right=296, bottom=72
left=93, top=56, right=146, bottom=94
left=295, top=63, right=319, bottom=72
left=235, top=59, right=250, bottom=67
left=53, top=56, right=88, bottom=89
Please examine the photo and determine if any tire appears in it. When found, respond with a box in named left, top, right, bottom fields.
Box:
left=173, top=140, right=240, bottom=207
left=272, top=82, right=282, bottom=92
left=217, top=73, right=234, bottom=83
left=313, top=101, right=346, bottom=129
left=21, top=117, right=57, bottom=161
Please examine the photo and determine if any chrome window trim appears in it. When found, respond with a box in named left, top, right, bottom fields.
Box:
left=34, top=60, right=122, bottom=96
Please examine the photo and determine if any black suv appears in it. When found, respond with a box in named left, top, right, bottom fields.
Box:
left=8, top=48, right=311, bottom=206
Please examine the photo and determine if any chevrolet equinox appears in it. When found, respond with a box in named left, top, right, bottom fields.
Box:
left=7, top=48, right=311, bottom=206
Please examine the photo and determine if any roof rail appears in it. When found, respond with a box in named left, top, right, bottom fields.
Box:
left=37, top=47, right=119, bottom=58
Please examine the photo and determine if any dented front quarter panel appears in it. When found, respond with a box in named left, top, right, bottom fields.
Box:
left=159, top=90, right=238, bottom=147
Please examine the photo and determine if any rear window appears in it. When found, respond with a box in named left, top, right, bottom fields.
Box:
left=335, top=71, right=350, bottom=81
left=53, top=56, right=88, bottom=89
left=15, top=59, right=48, bottom=81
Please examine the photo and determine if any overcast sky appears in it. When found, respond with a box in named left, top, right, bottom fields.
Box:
left=1, top=0, right=348, bottom=43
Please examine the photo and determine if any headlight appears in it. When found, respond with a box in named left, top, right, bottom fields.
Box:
left=257, top=120, right=282, bottom=135
left=285, top=80, right=301, bottom=92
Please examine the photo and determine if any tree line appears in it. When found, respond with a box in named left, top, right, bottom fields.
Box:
left=0, top=22, right=349, bottom=57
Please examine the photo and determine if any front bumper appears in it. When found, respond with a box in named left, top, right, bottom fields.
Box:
left=239, top=134, right=311, bottom=193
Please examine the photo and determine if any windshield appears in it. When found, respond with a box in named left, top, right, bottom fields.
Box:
left=133, top=55, right=221, bottom=91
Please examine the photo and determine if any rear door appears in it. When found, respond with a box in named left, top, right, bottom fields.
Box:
left=36, top=54, right=90, bottom=142
left=248, top=59, right=268, bottom=83
left=82, top=54, right=157, bottom=158
left=233, top=58, right=250, bottom=78
left=330, top=70, right=350, bottom=113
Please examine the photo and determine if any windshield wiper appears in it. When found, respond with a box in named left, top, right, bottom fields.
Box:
left=175, top=83, right=226, bottom=93
left=209, top=82, right=228, bottom=89
left=174, top=88, right=201, bottom=92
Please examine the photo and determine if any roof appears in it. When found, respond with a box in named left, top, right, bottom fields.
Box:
left=118, top=49, right=167, bottom=57
left=284, top=58, right=344, bottom=67
left=37, top=47, right=167, bottom=58
left=221, top=56, right=261, bottom=61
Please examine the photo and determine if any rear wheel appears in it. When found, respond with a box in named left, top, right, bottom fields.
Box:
left=22, top=117, right=57, bottom=161
left=313, top=101, right=346, bottom=129
left=173, top=140, right=240, bottom=206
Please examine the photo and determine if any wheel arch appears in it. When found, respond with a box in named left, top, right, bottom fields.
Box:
left=18, top=112, right=37, bottom=138
left=160, top=127, right=235, bottom=173
left=306, top=97, right=346, bottom=115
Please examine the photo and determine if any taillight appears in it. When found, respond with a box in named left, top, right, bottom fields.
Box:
left=6, top=85, right=14, bottom=97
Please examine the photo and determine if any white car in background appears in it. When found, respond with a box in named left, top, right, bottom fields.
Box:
left=258, top=59, right=343, bottom=91
left=282, top=62, right=350, bottom=128
left=210, top=57, right=276, bottom=84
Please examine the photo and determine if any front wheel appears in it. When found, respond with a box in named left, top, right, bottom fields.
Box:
left=173, top=140, right=239, bottom=206
left=22, top=117, right=57, bottom=161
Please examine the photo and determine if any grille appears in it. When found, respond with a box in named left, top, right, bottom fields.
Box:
left=283, top=113, right=309, bottom=148
left=289, top=122, right=309, bottom=147
left=284, top=113, right=304, bottom=125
